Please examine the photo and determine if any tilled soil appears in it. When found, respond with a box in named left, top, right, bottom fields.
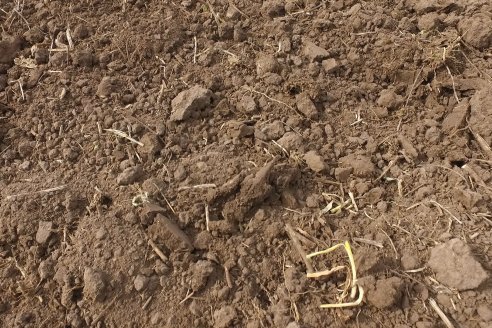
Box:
left=1, top=0, right=491, bottom=327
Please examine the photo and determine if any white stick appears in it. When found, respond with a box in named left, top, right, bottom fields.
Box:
left=205, top=204, right=210, bottom=232
left=193, top=36, right=197, bottom=64
left=429, top=298, right=455, bottom=328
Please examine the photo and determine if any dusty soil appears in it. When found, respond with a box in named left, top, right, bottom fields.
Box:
left=1, top=0, right=492, bottom=327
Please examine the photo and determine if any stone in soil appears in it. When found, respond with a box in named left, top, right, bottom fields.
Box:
left=367, top=277, right=404, bottom=309
left=427, top=238, right=489, bottom=290
left=213, top=305, right=237, bottom=328
left=148, top=214, right=194, bottom=251
left=83, top=267, right=109, bottom=302
left=304, top=150, right=327, bottom=173
left=36, top=221, right=53, bottom=244
left=170, top=85, right=213, bottom=121
left=117, top=165, right=144, bottom=185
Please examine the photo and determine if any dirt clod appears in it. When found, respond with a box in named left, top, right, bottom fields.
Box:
left=428, top=238, right=489, bottom=290
left=117, top=165, right=144, bottom=185
left=2, top=1, right=491, bottom=327
left=0, top=36, right=25, bottom=65
left=222, top=160, right=275, bottom=222
left=477, top=305, right=492, bottom=322
left=96, top=76, right=119, bottom=98
left=377, top=89, right=403, bottom=110
left=134, top=274, right=149, bottom=292
left=237, top=95, right=257, bottom=114
left=213, top=305, right=237, bottom=328
left=256, top=55, right=280, bottom=76
left=261, top=0, right=285, bottom=18
left=322, top=58, right=341, bottom=74
left=400, top=254, right=420, bottom=270
left=170, top=86, right=213, bottom=122
left=148, top=214, right=194, bottom=251
left=38, top=258, right=56, bottom=280
left=442, top=99, right=469, bottom=133
left=452, top=188, right=483, bottom=209
left=339, top=154, right=376, bottom=177
left=190, top=260, right=215, bottom=291
left=83, top=267, right=109, bottom=302
left=304, top=150, right=327, bottom=173
left=36, top=221, right=53, bottom=244
left=469, top=88, right=492, bottom=143
left=277, top=132, right=303, bottom=152
left=458, top=14, right=492, bottom=50
left=303, top=40, right=329, bottom=62
left=368, top=277, right=404, bottom=309
left=296, top=92, right=318, bottom=119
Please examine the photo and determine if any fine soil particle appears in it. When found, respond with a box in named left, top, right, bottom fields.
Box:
left=1, top=1, right=492, bottom=327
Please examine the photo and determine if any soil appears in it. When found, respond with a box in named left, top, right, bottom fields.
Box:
left=1, top=1, right=491, bottom=327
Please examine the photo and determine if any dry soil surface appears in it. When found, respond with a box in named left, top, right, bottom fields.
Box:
left=0, top=0, right=492, bottom=327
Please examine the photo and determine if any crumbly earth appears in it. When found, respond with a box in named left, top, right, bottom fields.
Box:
left=1, top=1, right=491, bottom=327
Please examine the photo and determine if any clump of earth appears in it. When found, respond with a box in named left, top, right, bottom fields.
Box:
left=1, top=1, right=491, bottom=327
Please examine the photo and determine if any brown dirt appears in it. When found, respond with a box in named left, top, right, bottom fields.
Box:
left=1, top=1, right=492, bottom=327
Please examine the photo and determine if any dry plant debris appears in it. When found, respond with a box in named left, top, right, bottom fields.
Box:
left=307, top=241, right=363, bottom=308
